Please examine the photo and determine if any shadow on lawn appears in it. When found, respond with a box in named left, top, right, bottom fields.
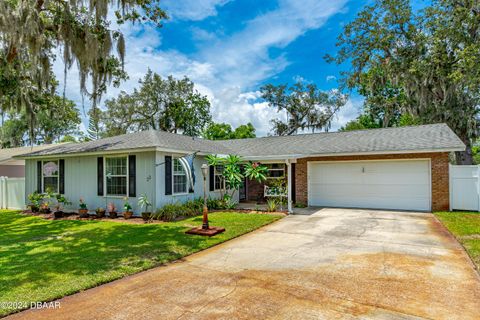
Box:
left=0, top=213, right=215, bottom=297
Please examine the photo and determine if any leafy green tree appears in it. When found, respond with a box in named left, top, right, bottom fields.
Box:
left=473, top=139, right=480, bottom=165
left=202, top=123, right=233, bottom=140
left=87, top=107, right=104, bottom=140
left=327, top=0, right=480, bottom=164
left=206, top=154, right=268, bottom=200
left=260, top=81, right=347, bottom=135
left=0, top=94, right=80, bottom=147
left=232, top=123, right=256, bottom=139
left=0, top=0, right=167, bottom=120
left=339, top=114, right=381, bottom=132
left=202, top=122, right=256, bottom=140
left=101, top=70, right=212, bottom=137
left=0, top=117, right=27, bottom=148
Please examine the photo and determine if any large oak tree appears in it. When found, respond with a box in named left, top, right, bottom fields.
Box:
left=0, top=0, right=167, bottom=128
left=327, top=0, right=480, bottom=164
left=98, top=70, right=212, bottom=137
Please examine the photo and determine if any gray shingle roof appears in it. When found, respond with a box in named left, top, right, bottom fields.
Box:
left=0, top=144, right=67, bottom=163
left=220, top=123, right=465, bottom=157
left=16, top=123, right=465, bottom=159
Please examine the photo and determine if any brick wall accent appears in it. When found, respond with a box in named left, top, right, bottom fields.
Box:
left=246, top=179, right=265, bottom=202
left=294, top=152, right=450, bottom=211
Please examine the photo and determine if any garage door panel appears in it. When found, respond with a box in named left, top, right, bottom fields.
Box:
left=308, top=160, right=430, bottom=211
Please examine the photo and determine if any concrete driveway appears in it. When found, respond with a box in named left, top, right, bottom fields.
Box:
left=8, top=208, right=480, bottom=319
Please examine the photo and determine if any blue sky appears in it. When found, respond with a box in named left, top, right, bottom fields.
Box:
left=56, top=0, right=371, bottom=136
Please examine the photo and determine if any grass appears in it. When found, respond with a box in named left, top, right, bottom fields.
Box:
left=0, top=210, right=282, bottom=316
left=434, top=211, right=480, bottom=269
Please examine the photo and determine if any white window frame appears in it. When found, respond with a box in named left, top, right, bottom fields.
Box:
left=267, top=163, right=285, bottom=179
left=104, top=156, right=129, bottom=197
left=42, top=159, right=60, bottom=193
left=172, top=158, right=188, bottom=195
left=214, top=165, right=225, bottom=191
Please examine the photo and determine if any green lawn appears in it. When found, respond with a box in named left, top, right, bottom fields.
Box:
left=0, top=210, right=282, bottom=316
left=435, top=211, right=480, bottom=269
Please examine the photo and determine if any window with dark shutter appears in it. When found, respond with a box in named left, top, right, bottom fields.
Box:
left=165, top=156, right=172, bottom=195
left=59, top=159, right=65, bottom=194
left=37, top=161, right=42, bottom=193
left=209, top=165, right=214, bottom=192
left=128, top=155, right=136, bottom=197
left=97, top=157, right=104, bottom=196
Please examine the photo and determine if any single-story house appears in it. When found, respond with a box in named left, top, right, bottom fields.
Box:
left=16, top=123, right=465, bottom=213
left=0, top=145, right=62, bottom=177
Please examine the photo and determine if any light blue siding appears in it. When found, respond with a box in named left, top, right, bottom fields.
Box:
left=154, top=152, right=237, bottom=208
left=25, top=152, right=156, bottom=214
left=24, top=151, right=238, bottom=214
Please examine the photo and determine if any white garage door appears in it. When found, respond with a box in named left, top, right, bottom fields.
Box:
left=308, top=160, right=431, bottom=211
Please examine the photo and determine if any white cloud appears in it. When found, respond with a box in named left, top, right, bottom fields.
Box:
left=330, top=96, right=364, bottom=131
left=163, top=0, right=231, bottom=21
left=326, top=75, right=337, bottom=82
left=54, top=0, right=351, bottom=136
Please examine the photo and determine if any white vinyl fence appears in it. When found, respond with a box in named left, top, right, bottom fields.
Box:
left=450, top=165, right=480, bottom=211
left=0, top=177, right=25, bottom=209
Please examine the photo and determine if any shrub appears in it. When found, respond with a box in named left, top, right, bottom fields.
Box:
left=206, top=195, right=237, bottom=210
left=154, top=198, right=206, bottom=221
left=266, top=198, right=278, bottom=212
left=184, top=197, right=204, bottom=217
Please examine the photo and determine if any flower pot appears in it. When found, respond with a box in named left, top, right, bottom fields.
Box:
left=141, top=212, right=152, bottom=221
left=30, top=205, right=39, bottom=213
left=54, top=211, right=64, bottom=219
left=123, top=211, right=133, bottom=219
left=109, top=211, right=117, bottom=219
left=96, top=210, right=106, bottom=218
left=78, top=208, right=89, bottom=218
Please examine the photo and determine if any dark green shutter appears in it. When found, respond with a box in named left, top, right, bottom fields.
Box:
left=128, top=155, right=136, bottom=197
left=165, top=156, right=172, bottom=195
left=209, top=166, right=214, bottom=191
left=97, top=157, right=104, bottom=196
left=37, top=161, right=42, bottom=193
left=59, top=159, right=65, bottom=194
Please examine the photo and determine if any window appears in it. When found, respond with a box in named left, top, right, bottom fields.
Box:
left=267, top=163, right=285, bottom=179
left=173, top=158, right=187, bottom=194
left=105, top=157, right=128, bottom=196
left=43, top=160, right=59, bottom=192
left=214, top=165, right=225, bottom=191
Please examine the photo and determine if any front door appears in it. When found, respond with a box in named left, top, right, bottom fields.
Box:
left=239, top=176, right=247, bottom=201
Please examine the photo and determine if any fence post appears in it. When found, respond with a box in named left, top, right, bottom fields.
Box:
left=449, top=164, right=452, bottom=212
left=477, top=165, right=480, bottom=212
left=0, top=177, right=6, bottom=209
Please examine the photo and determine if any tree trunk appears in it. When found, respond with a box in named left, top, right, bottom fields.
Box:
left=455, top=136, right=474, bottom=165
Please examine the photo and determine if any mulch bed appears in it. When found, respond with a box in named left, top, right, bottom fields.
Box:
left=21, top=210, right=161, bottom=224
left=20, top=209, right=287, bottom=224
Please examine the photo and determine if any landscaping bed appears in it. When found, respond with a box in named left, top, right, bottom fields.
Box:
left=434, top=211, right=480, bottom=271
left=0, top=210, right=282, bottom=316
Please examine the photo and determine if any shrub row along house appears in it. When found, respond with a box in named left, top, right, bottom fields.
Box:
left=16, top=123, right=465, bottom=213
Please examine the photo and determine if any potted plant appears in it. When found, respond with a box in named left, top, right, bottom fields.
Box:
left=138, top=194, right=152, bottom=221
left=39, top=201, right=51, bottom=214
left=108, top=202, right=117, bottom=218
left=54, top=194, right=71, bottom=219
left=27, top=192, right=43, bottom=213
left=78, top=198, right=89, bottom=218
left=123, top=197, right=133, bottom=219
left=95, top=207, right=106, bottom=218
